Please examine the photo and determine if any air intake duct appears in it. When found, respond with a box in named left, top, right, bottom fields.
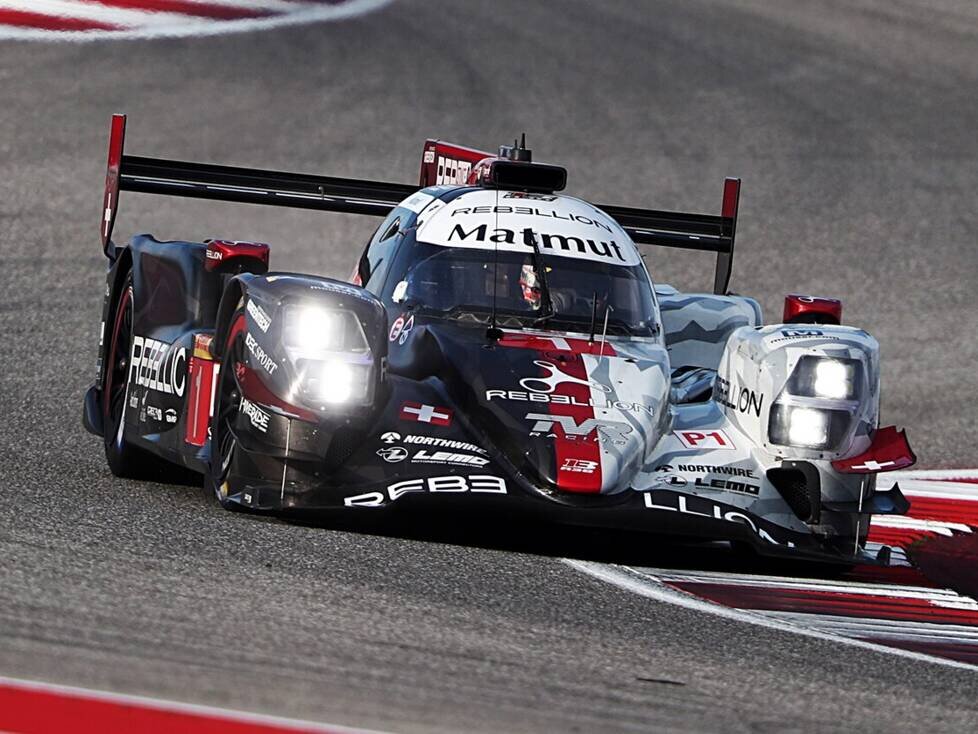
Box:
left=767, top=460, right=821, bottom=523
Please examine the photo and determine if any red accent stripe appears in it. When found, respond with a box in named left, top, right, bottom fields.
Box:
left=78, top=0, right=272, bottom=20
left=905, top=496, right=978, bottom=525
left=102, top=114, right=126, bottom=248
left=0, top=9, right=119, bottom=31
left=721, top=178, right=740, bottom=220
left=666, top=582, right=978, bottom=626
left=867, top=525, right=942, bottom=548
left=498, top=333, right=617, bottom=356
left=550, top=355, right=602, bottom=493
left=0, top=681, right=337, bottom=734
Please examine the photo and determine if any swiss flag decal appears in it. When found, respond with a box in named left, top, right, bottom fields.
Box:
left=399, top=402, right=453, bottom=426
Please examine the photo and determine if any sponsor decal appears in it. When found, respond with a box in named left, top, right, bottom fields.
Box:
left=435, top=156, right=472, bottom=185
left=693, top=477, right=761, bottom=497
left=423, top=150, right=436, bottom=164
left=657, top=464, right=756, bottom=478
left=674, top=429, right=735, bottom=450
left=642, top=491, right=793, bottom=547
left=411, top=449, right=488, bottom=467
left=486, top=389, right=654, bottom=416
left=380, top=432, right=487, bottom=455
left=245, top=332, right=278, bottom=375
left=246, top=299, right=271, bottom=333
left=447, top=222, right=626, bottom=263
left=769, top=328, right=841, bottom=345
left=240, top=398, right=270, bottom=433
left=129, top=394, right=139, bottom=409
left=450, top=205, right=613, bottom=233
left=206, top=248, right=222, bottom=261
left=399, top=191, right=436, bottom=214
left=503, top=192, right=558, bottom=202
left=399, top=402, right=452, bottom=426
left=561, top=458, right=598, bottom=474
left=518, top=360, right=611, bottom=394
left=527, top=413, right=632, bottom=444
left=389, top=313, right=414, bottom=345
left=308, top=280, right=374, bottom=302
left=693, top=477, right=760, bottom=496
left=377, top=446, right=409, bottom=463
left=146, top=405, right=162, bottom=421
left=713, top=376, right=764, bottom=417
left=344, top=475, right=507, bottom=507
left=129, top=335, right=187, bottom=397
left=164, top=408, right=178, bottom=424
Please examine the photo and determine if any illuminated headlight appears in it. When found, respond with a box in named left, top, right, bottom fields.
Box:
left=284, top=305, right=376, bottom=406
left=787, top=356, right=861, bottom=400
left=299, top=357, right=374, bottom=405
left=769, top=403, right=851, bottom=450
left=283, top=306, right=368, bottom=356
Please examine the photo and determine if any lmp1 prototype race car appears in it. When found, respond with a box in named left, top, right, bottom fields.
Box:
left=83, top=115, right=917, bottom=565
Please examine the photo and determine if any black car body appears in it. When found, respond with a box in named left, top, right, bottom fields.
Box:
left=83, top=116, right=915, bottom=565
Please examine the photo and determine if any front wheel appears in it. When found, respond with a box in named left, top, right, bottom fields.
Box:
left=207, top=311, right=248, bottom=511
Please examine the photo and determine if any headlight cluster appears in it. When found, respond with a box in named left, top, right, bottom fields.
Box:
left=768, top=357, right=862, bottom=451
left=786, top=356, right=860, bottom=400
left=283, top=306, right=375, bottom=406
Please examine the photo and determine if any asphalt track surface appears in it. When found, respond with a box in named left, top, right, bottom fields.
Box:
left=1, top=1, right=977, bottom=732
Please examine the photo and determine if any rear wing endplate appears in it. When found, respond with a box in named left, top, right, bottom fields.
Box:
left=101, top=117, right=741, bottom=293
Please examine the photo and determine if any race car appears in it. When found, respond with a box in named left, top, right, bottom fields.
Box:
left=82, top=115, right=916, bottom=565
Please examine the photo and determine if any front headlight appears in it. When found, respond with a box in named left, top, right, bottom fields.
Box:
left=298, top=357, right=374, bottom=405
left=284, top=305, right=375, bottom=406
left=787, top=356, right=861, bottom=400
left=283, top=306, right=369, bottom=356
left=768, top=403, right=853, bottom=450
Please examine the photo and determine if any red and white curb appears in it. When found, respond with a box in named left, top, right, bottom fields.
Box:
left=0, top=675, right=390, bottom=734
left=0, top=0, right=393, bottom=41
left=566, top=470, right=978, bottom=670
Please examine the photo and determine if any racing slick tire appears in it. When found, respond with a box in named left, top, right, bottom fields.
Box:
left=101, top=273, right=171, bottom=479
left=206, top=309, right=250, bottom=512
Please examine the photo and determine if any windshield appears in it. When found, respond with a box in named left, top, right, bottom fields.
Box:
left=399, top=247, right=659, bottom=337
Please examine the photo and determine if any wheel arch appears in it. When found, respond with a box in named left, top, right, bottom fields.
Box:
left=212, top=273, right=257, bottom=360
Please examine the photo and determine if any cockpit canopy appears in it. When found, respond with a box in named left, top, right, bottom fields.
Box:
left=398, top=246, right=659, bottom=337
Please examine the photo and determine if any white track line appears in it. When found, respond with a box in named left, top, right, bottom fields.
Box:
left=562, top=559, right=978, bottom=672
left=650, top=569, right=978, bottom=603
left=565, top=470, right=978, bottom=671
left=888, top=469, right=978, bottom=482
left=882, top=478, right=978, bottom=501
left=871, top=515, right=972, bottom=536
left=0, top=0, right=393, bottom=40
left=0, top=675, right=391, bottom=734
left=763, top=613, right=978, bottom=643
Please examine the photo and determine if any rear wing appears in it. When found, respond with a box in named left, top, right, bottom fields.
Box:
left=100, top=114, right=417, bottom=258
left=598, top=179, right=740, bottom=295
left=101, top=117, right=740, bottom=294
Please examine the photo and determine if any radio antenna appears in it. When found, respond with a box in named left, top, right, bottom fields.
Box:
left=598, top=304, right=613, bottom=360
left=588, top=291, right=598, bottom=344
left=487, top=185, right=502, bottom=341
